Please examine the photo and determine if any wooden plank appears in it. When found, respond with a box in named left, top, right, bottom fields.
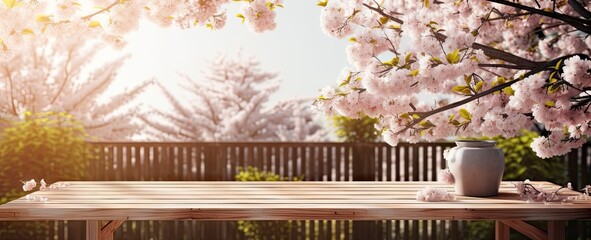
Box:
left=404, top=146, right=410, bottom=181
left=395, top=146, right=401, bottom=181
left=117, top=145, right=124, bottom=180
left=377, top=146, right=384, bottom=181
left=412, top=146, right=419, bottom=181
left=100, top=220, right=125, bottom=240
left=98, top=146, right=106, bottom=180
left=335, top=146, right=342, bottom=181
left=422, top=146, right=428, bottom=181
left=501, top=220, right=547, bottom=240
left=327, top=146, right=334, bottom=181
left=495, top=220, right=510, bottom=240
left=582, top=146, right=588, bottom=190
left=86, top=220, right=98, bottom=240
left=430, top=146, right=437, bottom=181
left=344, top=146, right=351, bottom=181
left=548, top=220, right=565, bottom=240
left=283, top=145, right=290, bottom=179
left=126, top=145, right=134, bottom=181
left=265, top=146, right=274, bottom=172
left=440, top=146, right=447, bottom=169
left=275, top=145, right=282, bottom=178
left=386, top=147, right=392, bottom=181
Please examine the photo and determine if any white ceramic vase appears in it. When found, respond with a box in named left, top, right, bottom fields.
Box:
left=446, top=140, right=505, bottom=197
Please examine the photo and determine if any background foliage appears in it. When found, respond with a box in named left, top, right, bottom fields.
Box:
left=331, top=115, right=380, bottom=142
left=0, top=112, right=94, bottom=239
left=235, top=167, right=299, bottom=240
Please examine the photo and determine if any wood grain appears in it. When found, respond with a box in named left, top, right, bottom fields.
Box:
left=1, top=181, right=590, bottom=222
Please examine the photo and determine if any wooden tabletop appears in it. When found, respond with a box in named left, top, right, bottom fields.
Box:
left=1, top=181, right=590, bottom=221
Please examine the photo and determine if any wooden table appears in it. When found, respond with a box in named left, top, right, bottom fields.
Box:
left=0, top=181, right=590, bottom=240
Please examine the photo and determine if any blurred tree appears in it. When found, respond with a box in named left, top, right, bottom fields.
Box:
left=0, top=36, right=149, bottom=140
left=140, top=54, right=326, bottom=141
left=331, top=115, right=380, bottom=142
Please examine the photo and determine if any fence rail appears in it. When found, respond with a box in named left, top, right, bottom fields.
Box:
left=2, top=141, right=590, bottom=240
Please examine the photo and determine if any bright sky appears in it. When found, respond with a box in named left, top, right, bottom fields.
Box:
left=100, top=1, right=350, bottom=107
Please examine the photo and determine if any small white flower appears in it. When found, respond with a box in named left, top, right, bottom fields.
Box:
left=40, top=179, right=48, bottom=190
left=22, top=179, right=36, bottom=191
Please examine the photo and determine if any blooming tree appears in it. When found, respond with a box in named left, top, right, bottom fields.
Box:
left=140, top=54, right=326, bottom=142
left=314, top=0, right=591, bottom=158
left=0, top=35, right=149, bottom=140
left=0, top=0, right=283, bottom=55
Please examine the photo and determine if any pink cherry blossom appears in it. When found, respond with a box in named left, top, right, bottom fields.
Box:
left=438, top=169, right=455, bottom=185
left=416, top=187, right=455, bottom=202
left=315, top=0, right=591, bottom=158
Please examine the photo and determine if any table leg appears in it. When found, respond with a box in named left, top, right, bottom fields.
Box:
left=86, top=220, right=126, bottom=240
left=497, top=220, right=566, bottom=240
left=548, top=220, right=565, bottom=240
left=86, top=220, right=99, bottom=240
left=495, top=220, right=510, bottom=240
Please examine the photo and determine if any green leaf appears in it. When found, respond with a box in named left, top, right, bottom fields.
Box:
left=554, top=59, right=563, bottom=70
left=474, top=81, right=483, bottom=93
left=459, top=108, right=472, bottom=121
left=446, top=49, right=461, bottom=64
left=36, top=14, right=53, bottom=24
left=316, top=0, right=328, bottom=7
left=2, top=0, right=16, bottom=9
left=21, top=28, right=34, bottom=35
left=430, top=57, right=442, bottom=64
left=502, top=86, right=515, bottom=96
left=383, top=57, right=399, bottom=67
left=419, top=120, right=435, bottom=128
left=463, top=74, right=472, bottom=85
left=88, top=20, right=102, bottom=28
left=236, top=13, right=245, bottom=23
left=451, top=85, right=472, bottom=96
left=548, top=84, right=560, bottom=94
left=452, top=85, right=468, bottom=93
left=544, top=101, right=555, bottom=107
left=405, top=53, right=412, bottom=63
left=408, top=69, right=419, bottom=77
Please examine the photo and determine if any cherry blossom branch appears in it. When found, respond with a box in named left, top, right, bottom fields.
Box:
left=362, top=3, right=403, bottom=24
left=50, top=49, right=73, bottom=105
left=3, top=67, right=18, bottom=115
left=485, top=0, right=591, bottom=34
left=478, top=63, right=535, bottom=70
left=568, top=0, right=591, bottom=19
left=396, top=54, right=586, bottom=135
left=81, top=0, right=121, bottom=21
left=471, top=42, right=541, bottom=68
left=363, top=3, right=542, bottom=68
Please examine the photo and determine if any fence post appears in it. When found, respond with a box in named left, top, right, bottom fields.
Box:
left=352, top=143, right=378, bottom=240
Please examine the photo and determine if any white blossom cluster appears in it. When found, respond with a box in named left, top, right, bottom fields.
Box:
left=314, top=0, right=591, bottom=158
left=513, top=179, right=574, bottom=203
left=0, top=0, right=282, bottom=56
left=21, top=179, right=71, bottom=202
left=416, top=187, right=456, bottom=202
